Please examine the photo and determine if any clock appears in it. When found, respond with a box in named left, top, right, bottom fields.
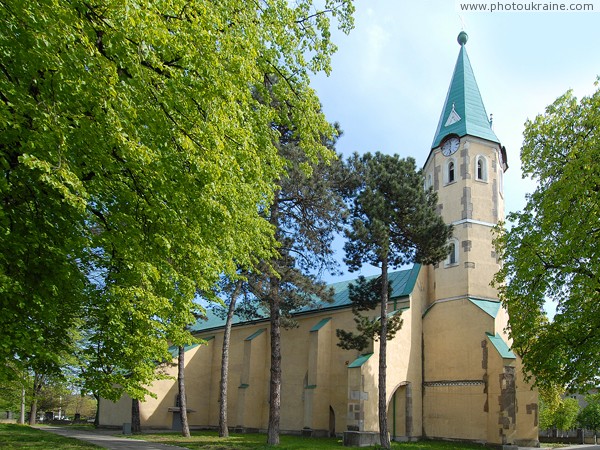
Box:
left=441, top=136, right=460, bottom=156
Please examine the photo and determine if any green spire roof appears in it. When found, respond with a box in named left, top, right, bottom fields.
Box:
left=431, top=32, right=499, bottom=149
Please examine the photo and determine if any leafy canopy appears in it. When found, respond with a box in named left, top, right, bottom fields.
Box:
left=579, top=394, right=600, bottom=433
left=493, top=83, right=600, bottom=391
left=0, top=0, right=354, bottom=398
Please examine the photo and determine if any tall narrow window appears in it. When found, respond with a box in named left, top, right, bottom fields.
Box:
left=448, top=161, right=455, bottom=183
left=449, top=242, right=456, bottom=265
left=475, top=156, right=488, bottom=181
left=446, top=238, right=459, bottom=267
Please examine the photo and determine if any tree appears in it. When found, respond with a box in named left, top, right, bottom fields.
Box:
left=554, top=398, right=580, bottom=434
left=336, top=276, right=404, bottom=352
left=251, top=133, right=350, bottom=446
left=177, top=346, right=190, bottom=438
left=211, top=116, right=350, bottom=444
left=538, top=384, right=563, bottom=431
left=343, top=152, right=452, bottom=449
left=493, top=84, right=600, bottom=391
left=217, top=280, right=244, bottom=438
left=1, top=0, right=354, bottom=405
left=579, top=394, right=600, bottom=444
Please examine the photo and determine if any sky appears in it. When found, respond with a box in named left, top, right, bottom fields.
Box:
left=310, top=0, right=600, bottom=283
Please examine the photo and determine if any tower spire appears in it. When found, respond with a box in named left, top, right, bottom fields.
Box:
left=431, top=32, right=499, bottom=149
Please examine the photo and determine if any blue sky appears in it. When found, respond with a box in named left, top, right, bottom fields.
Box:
left=311, top=1, right=600, bottom=282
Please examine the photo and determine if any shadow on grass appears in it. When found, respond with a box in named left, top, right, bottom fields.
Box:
left=0, top=424, right=99, bottom=449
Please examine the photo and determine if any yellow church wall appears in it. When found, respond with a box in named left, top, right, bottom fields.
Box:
left=141, top=343, right=202, bottom=428
left=187, top=307, right=368, bottom=434
left=514, top=358, right=539, bottom=446
left=483, top=337, right=538, bottom=446
left=424, top=298, right=493, bottom=380
left=235, top=326, right=269, bottom=430
left=424, top=383, right=487, bottom=441
left=462, top=223, right=501, bottom=300
left=279, top=317, right=319, bottom=432
left=422, top=298, right=493, bottom=441
left=386, top=271, right=426, bottom=438
left=98, top=395, right=133, bottom=428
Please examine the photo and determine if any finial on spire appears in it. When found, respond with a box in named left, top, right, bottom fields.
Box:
left=457, top=31, right=468, bottom=46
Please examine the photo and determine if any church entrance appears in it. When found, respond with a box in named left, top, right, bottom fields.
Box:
left=387, top=382, right=411, bottom=441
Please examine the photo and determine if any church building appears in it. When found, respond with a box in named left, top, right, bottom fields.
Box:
left=99, top=32, right=539, bottom=446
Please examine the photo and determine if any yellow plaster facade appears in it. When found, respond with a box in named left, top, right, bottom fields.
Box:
left=99, top=33, right=538, bottom=446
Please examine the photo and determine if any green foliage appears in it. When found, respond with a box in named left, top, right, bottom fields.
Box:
left=538, top=384, right=564, bottom=430
left=344, top=153, right=453, bottom=272
left=336, top=276, right=403, bottom=351
left=0, top=0, right=354, bottom=400
left=493, top=82, right=600, bottom=391
left=337, top=153, right=452, bottom=350
left=579, top=394, right=600, bottom=432
left=554, top=398, right=580, bottom=431
left=340, top=152, right=452, bottom=448
left=538, top=386, right=580, bottom=432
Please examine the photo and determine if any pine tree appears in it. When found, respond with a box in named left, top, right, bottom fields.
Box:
left=343, top=152, right=452, bottom=448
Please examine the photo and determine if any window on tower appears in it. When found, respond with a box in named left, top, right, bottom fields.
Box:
left=448, top=161, right=455, bottom=183
left=445, top=238, right=459, bottom=267
left=475, top=155, right=488, bottom=182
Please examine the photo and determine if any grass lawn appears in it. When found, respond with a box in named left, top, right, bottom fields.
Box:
left=132, top=430, right=489, bottom=449
left=0, top=423, right=99, bottom=449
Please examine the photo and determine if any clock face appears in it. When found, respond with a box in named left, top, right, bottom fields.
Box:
left=441, top=137, right=460, bottom=156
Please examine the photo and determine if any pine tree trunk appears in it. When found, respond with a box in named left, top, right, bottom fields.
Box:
left=219, top=280, right=242, bottom=438
left=267, top=288, right=281, bottom=445
left=131, top=398, right=141, bottom=433
left=267, top=192, right=282, bottom=446
left=178, top=346, right=190, bottom=437
left=378, top=257, right=391, bottom=449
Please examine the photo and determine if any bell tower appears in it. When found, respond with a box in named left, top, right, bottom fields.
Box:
left=421, top=32, right=538, bottom=446
left=423, top=30, right=508, bottom=306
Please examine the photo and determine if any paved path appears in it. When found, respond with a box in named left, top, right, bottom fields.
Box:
left=34, top=426, right=190, bottom=450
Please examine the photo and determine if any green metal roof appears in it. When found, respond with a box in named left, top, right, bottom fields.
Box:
left=167, top=336, right=213, bottom=357
left=244, top=328, right=265, bottom=341
left=348, top=353, right=373, bottom=368
left=190, top=264, right=421, bottom=334
left=431, top=32, right=499, bottom=149
left=486, top=332, right=516, bottom=359
left=469, top=298, right=501, bottom=318
left=323, top=264, right=420, bottom=311
left=310, top=317, right=331, bottom=332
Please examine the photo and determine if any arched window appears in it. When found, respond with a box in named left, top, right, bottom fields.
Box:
left=448, top=161, right=455, bottom=183
left=475, top=156, right=488, bottom=181
left=446, top=238, right=459, bottom=267
left=449, top=242, right=456, bottom=264
left=425, top=173, right=433, bottom=189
